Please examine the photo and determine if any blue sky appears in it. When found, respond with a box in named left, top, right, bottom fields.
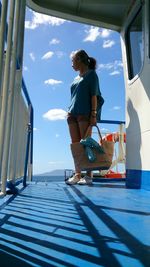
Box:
left=23, top=7, right=125, bottom=175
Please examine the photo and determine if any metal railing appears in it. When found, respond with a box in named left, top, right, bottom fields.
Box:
left=0, top=0, right=33, bottom=196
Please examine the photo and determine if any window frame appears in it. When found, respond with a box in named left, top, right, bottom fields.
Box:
left=147, top=1, right=150, bottom=59
left=125, top=5, right=144, bottom=81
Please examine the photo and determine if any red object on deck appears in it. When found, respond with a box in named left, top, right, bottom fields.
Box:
left=104, top=170, right=125, bottom=178
left=102, top=132, right=126, bottom=143
left=100, top=132, right=126, bottom=178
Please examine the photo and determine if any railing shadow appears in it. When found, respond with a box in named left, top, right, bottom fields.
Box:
left=0, top=183, right=149, bottom=267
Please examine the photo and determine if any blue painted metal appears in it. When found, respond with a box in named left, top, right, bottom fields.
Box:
left=22, top=78, right=32, bottom=106
left=100, top=119, right=125, bottom=125
left=18, top=62, right=33, bottom=185
left=21, top=79, right=34, bottom=185
left=30, top=107, right=34, bottom=178
left=21, top=76, right=34, bottom=186
left=23, top=101, right=33, bottom=186
left=126, top=169, right=150, bottom=190
left=0, top=182, right=149, bottom=267
left=23, top=116, right=32, bottom=187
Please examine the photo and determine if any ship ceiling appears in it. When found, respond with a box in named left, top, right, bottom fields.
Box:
left=27, top=0, right=140, bottom=32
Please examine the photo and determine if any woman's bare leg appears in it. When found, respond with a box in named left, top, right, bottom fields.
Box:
left=78, top=121, right=92, bottom=178
left=67, top=121, right=81, bottom=177
left=68, top=122, right=80, bottom=143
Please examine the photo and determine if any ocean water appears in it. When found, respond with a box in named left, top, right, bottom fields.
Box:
left=32, top=175, right=65, bottom=182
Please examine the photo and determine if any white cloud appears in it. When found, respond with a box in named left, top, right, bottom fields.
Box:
left=25, top=11, right=66, bottom=30
left=56, top=51, right=65, bottom=58
left=25, top=21, right=36, bottom=30
left=103, top=40, right=115, bottom=48
left=48, top=161, right=64, bottom=164
left=100, top=127, right=110, bottom=133
left=55, top=134, right=60, bottom=138
left=83, top=27, right=112, bottom=42
left=44, top=79, right=63, bottom=85
left=33, top=127, right=38, bottom=131
left=98, top=63, right=113, bottom=70
left=101, top=29, right=111, bottom=38
left=84, top=26, right=100, bottom=42
left=113, top=106, right=121, bottom=110
left=43, top=109, right=67, bottom=121
left=29, top=52, right=35, bottom=61
left=42, top=51, right=54, bottom=60
left=98, top=60, right=123, bottom=75
left=23, top=66, right=28, bottom=71
left=48, top=161, right=56, bottom=164
left=70, top=50, right=77, bottom=59
left=110, top=70, right=120, bottom=76
left=49, top=38, right=60, bottom=45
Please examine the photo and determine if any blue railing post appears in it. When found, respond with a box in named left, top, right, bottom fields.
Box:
left=22, top=79, right=33, bottom=186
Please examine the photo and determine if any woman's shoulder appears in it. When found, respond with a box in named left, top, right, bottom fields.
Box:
left=88, top=69, right=97, bottom=75
left=88, top=69, right=98, bottom=80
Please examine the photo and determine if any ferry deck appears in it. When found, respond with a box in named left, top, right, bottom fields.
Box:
left=0, top=0, right=150, bottom=266
left=0, top=179, right=150, bottom=267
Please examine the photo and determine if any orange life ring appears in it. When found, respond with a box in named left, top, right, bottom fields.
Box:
left=100, top=132, right=126, bottom=179
left=102, top=132, right=126, bottom=143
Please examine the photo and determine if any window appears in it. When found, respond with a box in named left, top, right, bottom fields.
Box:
left=126, top=7, right=144, bottom=79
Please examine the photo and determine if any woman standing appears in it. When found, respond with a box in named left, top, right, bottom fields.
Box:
left=66, top=50, right=104, bottom=185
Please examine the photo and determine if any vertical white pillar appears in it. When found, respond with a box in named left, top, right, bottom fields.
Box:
left=0, top=0, right=15, bottom=195
left=0, top=0, right=8, bottom=102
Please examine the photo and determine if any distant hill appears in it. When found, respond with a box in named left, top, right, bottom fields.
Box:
left=35, top=169, right=65, bottom=176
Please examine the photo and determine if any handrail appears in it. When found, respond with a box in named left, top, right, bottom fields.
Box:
left=22, top=78, right=32, bottom=106
left=100, top=119, right=125, bottom=125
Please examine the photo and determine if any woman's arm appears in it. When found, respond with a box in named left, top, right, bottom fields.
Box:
left=90, top=95, right=97, bottom=125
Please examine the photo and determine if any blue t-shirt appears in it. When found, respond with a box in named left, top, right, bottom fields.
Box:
left=68, top=70, right=104, bottom=121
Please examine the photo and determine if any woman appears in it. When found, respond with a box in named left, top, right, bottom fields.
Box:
left=66, top=49, right=104, bottom=185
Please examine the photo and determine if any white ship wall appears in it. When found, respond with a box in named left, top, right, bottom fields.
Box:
left=121, top=0, right=150, bottom=189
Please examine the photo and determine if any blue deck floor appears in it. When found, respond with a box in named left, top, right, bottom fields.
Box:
left=0, top=181, right=150, bottom=267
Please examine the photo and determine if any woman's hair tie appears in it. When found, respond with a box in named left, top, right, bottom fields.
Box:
left=88, top=57, right=91, bottom=63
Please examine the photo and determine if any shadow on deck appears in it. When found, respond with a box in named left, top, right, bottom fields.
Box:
left=0, top=181, right=150, bottom=267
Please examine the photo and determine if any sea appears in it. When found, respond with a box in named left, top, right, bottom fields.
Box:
left=32, top=175, right=66, bottom=183
left=32, top=175, right=126, bottom=184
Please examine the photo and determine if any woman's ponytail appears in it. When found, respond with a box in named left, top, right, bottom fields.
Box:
left=88, top=57, right=97, bottom=70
